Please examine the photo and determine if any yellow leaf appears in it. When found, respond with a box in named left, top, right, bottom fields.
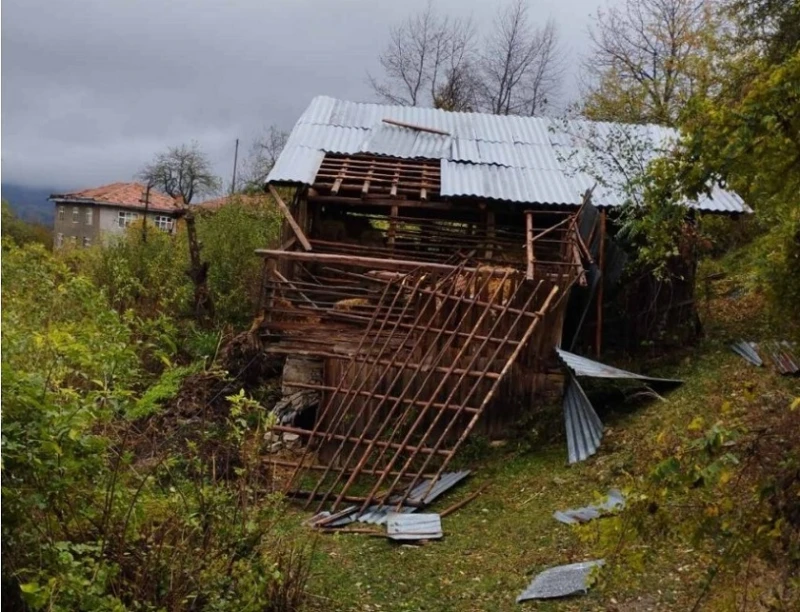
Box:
left=719, top=470, right=732, bottom=486
left=790, top=397, right=800, bottom=411
left=688, top=416, right=705, bottom=431
left=720, top=401, right=732, bottom=415
left=704, top=504, right=719, bottom=517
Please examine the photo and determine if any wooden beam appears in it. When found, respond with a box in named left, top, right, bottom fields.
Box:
left=254, top=249, right=520, bottom=276
left=525, top=211, right=534, bottom=280
left=381, top=118, right=450, bottom=136
left=308, top=195, right=453, bottom=210
left=388, top=204, right=398, bottom=250
left=269, top=184, right=312, bottom=251
left=485, top=210, right=495, bottom=260
left=595, top=210, right=606, bottom=358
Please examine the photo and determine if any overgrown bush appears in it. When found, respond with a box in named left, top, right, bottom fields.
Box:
left=1, top=240, right=313, bottom=611
left=196, top=197, right=281, bottom=326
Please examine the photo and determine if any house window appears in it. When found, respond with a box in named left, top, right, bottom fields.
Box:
left=154, top=215, right=173, bottom=231
left=72, top=207, right=80, bottom=222
left=58, top=206, right=65, bottom=221
left=83, top=237, right=91, bottom=247
left=56, top=233, right=63, bottom=247
left=118, top=211, right=139, bottom=228
left=85, top=208, right=93, bottom=225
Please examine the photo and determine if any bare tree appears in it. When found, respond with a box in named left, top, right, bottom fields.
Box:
left=139, top=141, right=220, bottom=205
left=239, top=126, right=289, bottom=192
left=581, top=0, right=710, bottom=125
left=139, top=142, right=221, bottom=321
left=368, top=2, right=478, bottom=110
left=479, top=2, right=565, bottom=116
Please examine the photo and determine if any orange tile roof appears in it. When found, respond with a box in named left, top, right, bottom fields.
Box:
left=197, top=192, right=273, bottom=211
left=50, top=182, right=180, bottom=213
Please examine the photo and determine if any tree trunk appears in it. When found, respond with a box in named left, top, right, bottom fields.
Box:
left=184, top=209, right=214, bottom=322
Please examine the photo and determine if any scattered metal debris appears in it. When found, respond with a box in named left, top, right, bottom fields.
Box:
left=556, top=348, right=683, bottom=385
left=557, top=349, right=683, bottom=463
left=402, top=470, right=471, bottom=506
left=309, top=470, right=471, bottom=528
left=563, top=376, right=603, bottom=464
left=517, top=560, right=605, bottom=602
left=386, top=513, right=443, bottom=541
left=730, top=340, right=798, bottom=374
left=731, top=340, right=763, bottom=367
left=762, top=340, right=799, bottom=375
left=553, top=489, right=625, bottom=525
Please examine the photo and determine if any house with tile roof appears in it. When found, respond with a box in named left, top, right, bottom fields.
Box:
left=49, top=182, right=181, bottom=248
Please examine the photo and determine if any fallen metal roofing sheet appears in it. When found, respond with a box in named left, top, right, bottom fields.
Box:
left=266, top=95, right=750, bottom=214
left=386, top=513, right=443, bottom=541
left=564, top=375, right=604, bottom=464
left=556, top=348, right=683, bottom=385
left=762, top=341, right=799, bottom=375
left=731, top=340, right=763, bottom=367
left=400, top=470, right=471, bottom=506
left=517, top=560, right=605, bottom=601
left=553, top=489, right=625, bottom=525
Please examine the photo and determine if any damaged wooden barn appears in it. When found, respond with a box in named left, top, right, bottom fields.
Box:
left=254, top=96, right=749, bottom=517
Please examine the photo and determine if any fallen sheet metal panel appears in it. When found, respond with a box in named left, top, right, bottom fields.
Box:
left=556, top=348, right=683, bottom=385
left=553, top=489, right=625, bottom=524
left=386, top=513, right=443, bottom=541
left=762, top=340, right=799, bottom=375
left=356, top=504, right=417, bottom=526
left=731, top=340, right=763, bottom=367
left=517, top=560, right=605, bottom=602
left=400, top=470, right=471, bottom=506
left=563, top=375, right=603, bottom=464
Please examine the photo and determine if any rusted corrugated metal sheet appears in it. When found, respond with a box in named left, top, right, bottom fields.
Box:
left=266, top=95, right=750, bottom=214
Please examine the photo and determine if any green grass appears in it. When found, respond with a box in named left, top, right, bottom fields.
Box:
left=293, top=261, right=799, bottom=611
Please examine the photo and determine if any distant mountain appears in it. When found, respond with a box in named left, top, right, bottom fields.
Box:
left=2, top=183, right=59, bottom=224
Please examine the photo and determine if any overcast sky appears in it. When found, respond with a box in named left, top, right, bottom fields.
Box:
left=2, top=0, right=603, bottom=192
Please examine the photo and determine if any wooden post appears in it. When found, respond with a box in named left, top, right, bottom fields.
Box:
left=525, top=211, right=534, bottom=280
left=268, top=184, right=312, bottom=251
left=595, top=210, right=607, bottom=358
left=485, top=210, right=495, bottom=261
left=388, top=204, right=398, bottom=252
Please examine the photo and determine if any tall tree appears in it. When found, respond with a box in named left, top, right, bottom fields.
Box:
left=368, top=2, right=477, bottom=110
left=479, top=2, right=563, bottom=116
left=581, top=0, right=711, bottom=125
left=369, top=1, right=563, bottom=115
left=139, top=142, right=221, bottom=321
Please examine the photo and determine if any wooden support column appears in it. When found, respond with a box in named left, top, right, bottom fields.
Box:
left=485, top=210, right=495, bottom=261
left=388, top=204, right=398, bottom=252
left=268, top=184, right=312, bottom=251
left=595, top=210, right=607, bottom=358
left=525, top=211, right=534, bottom=280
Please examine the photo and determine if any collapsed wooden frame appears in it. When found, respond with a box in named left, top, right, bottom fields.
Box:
left=263, top=260, right=563, bottom=516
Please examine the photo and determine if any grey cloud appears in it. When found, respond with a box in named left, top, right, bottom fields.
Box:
left=2, top=0, right=599, bottom=191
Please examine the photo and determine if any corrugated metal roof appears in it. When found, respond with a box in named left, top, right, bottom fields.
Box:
left=556, top=348, right=683, bottom=385
left=267, top=95, right=750, bottom=213
left=563, top=375, right=604, bottom=464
